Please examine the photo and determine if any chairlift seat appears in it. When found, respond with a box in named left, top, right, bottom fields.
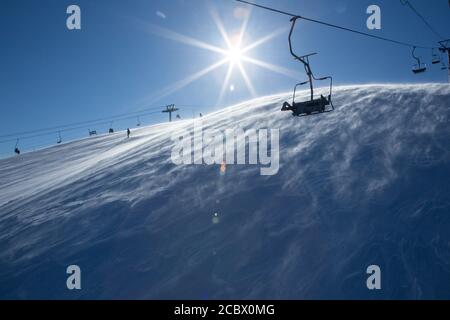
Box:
left=282, top=95, right=331, bottom=116
left=412, top=66, right=426, bottom=74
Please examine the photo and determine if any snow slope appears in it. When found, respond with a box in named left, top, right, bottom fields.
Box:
left=1, top=84, right=450, bottom=299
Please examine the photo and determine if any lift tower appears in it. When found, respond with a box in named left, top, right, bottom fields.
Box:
left=162, top=104, right=179, bottom=122
left=439, top=39, right=450, bottom=83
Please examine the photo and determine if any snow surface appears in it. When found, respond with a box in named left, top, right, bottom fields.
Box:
left=1, top=84, right=450, bottom=299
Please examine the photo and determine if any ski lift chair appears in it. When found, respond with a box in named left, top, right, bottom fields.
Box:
left=432, top=49, right=441, bottom=65
left=281, top=17, right=334, bottom=117
left=56, top=131, right=62, bottom=144
left=412, top=47, right=427, bottom=74
left=14, top=139, right=20, bottom=155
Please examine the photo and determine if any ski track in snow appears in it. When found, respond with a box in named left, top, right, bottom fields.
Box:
left=0, top=84, right=450, bottom=299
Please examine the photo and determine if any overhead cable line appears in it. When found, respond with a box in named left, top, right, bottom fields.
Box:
left=0, top=105, right=166, bottom=140
left=234, top=0, right=437, bottom=49
left=0, top=103, right=206, bottom=144
left=0, top=111, right=164, bottom=144
left=0, top=104, right=209, bottom=155
left=400, top=0, right=445, bottom=40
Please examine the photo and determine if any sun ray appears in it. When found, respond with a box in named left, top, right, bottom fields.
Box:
left=242, top=56, right=303, bottom=80
left=218, top=62, right=235, bottom=105
left=144, top=23, right=226, bottom=55
left=242, top=27, right=288, bottom=53
left=237, top=61, right=257, bottom=97
left=210, top=8, right=233, bottom=49
left=236, top=8, right=252, bottom=48
left=149, top=59, right=229, bottom=104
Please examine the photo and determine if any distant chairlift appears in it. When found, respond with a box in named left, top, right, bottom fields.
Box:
left=108, top=122, right=114, bottom=134
left=432, top=48, right=441, bottom=65
left=412, top=47, right=427, bottom=74
left=438, top=52, right=448, bottom=70
left=137, top=116, right=141, bottom=127
left=14, top=139, right=20, bottom=155
left=88, top=129, right=97, bottom=136
left=57, top=132, right=62, bottom=144
left=281, top=17, right=334, bottom=117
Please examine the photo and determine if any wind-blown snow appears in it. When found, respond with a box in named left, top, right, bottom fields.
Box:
left=1, top=84, right=450, bottom=299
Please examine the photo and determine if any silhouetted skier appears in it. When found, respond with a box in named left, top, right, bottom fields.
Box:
left=127, top=128, right=131, bottom=138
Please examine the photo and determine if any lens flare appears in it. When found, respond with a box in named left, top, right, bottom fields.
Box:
left=220, top=161, right=227, bottom=174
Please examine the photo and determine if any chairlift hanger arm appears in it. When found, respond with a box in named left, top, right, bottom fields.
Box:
left=287, top=16, right=315, bottom=100
left=412, top=46, right=420, bottom=63
left=288, top=17, right=303, bottom=62
left=287, top=17, right=316, bottom=69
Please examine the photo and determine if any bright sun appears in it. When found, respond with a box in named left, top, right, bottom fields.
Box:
left=146, top=6, right=297, bottom=105
left=226, top=46, right=243, bottom=65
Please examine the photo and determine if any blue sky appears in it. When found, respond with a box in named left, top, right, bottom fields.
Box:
left=0, top=0, right=449, bottom=156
